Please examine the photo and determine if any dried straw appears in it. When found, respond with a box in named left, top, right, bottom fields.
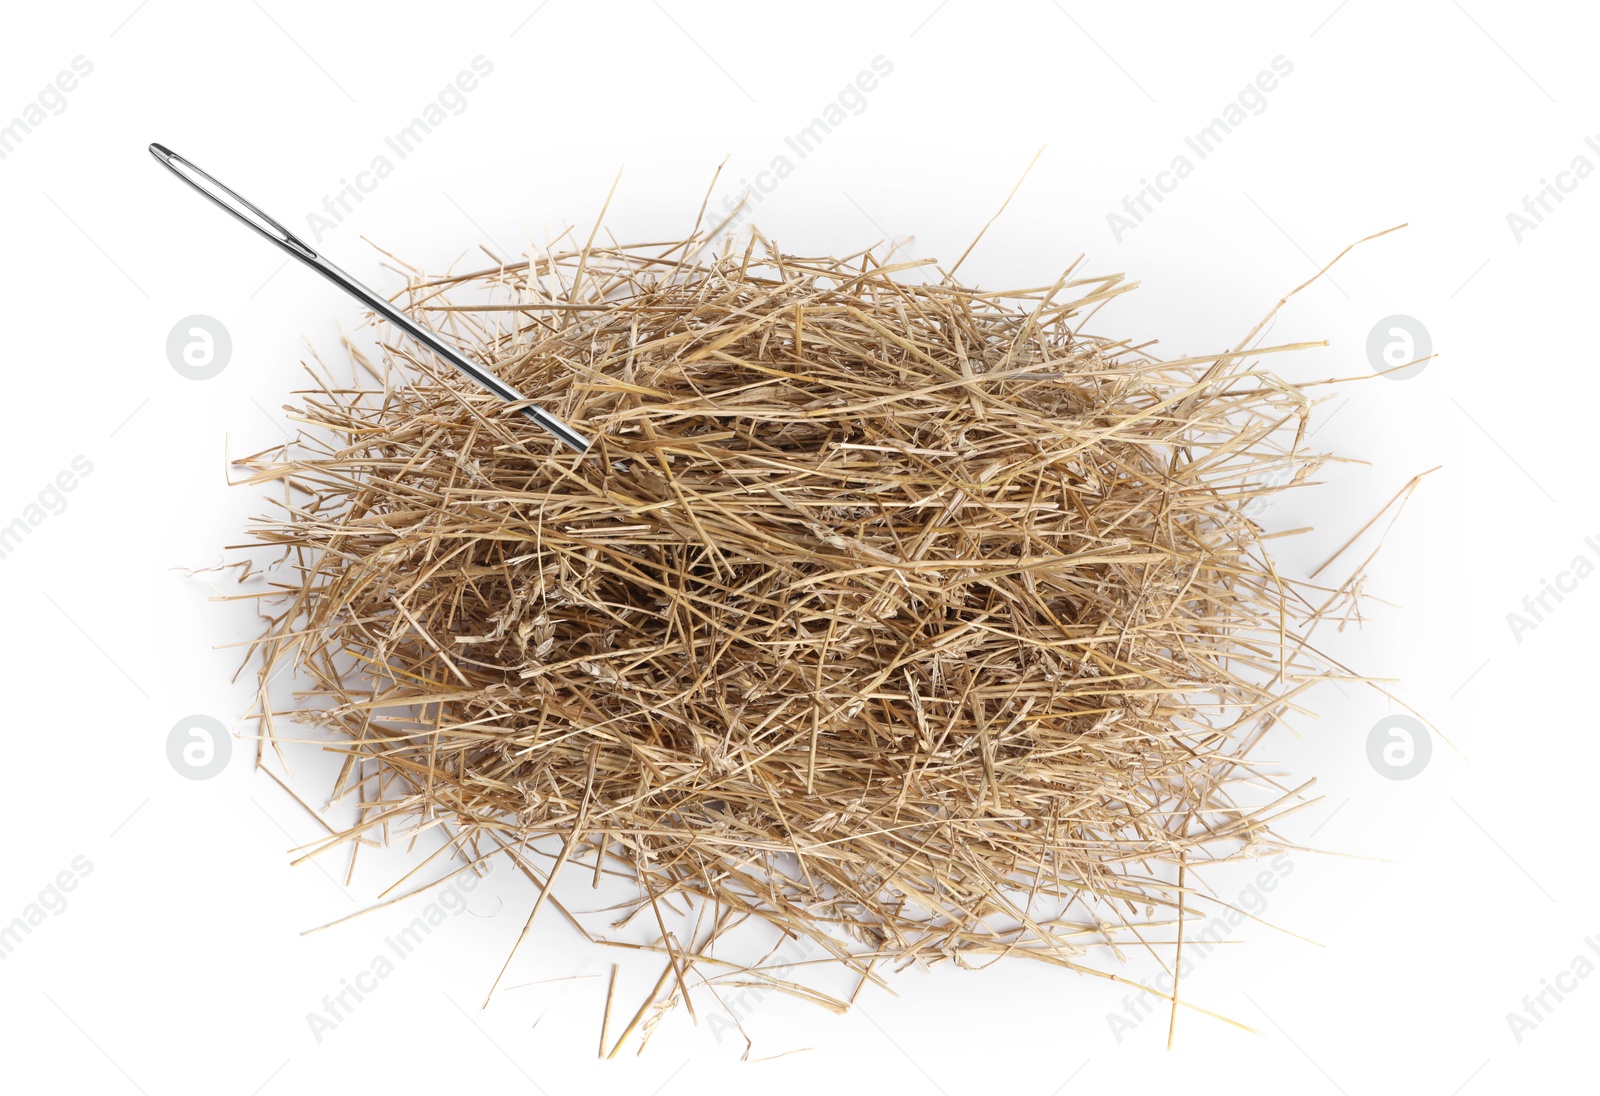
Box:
left=232, top=220, right=1389, bottom=1052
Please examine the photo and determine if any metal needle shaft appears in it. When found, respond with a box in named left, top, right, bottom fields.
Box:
left=148, top=142, right=590, bottom=453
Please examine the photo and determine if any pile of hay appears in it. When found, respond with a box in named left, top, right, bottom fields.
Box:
left=238, top=225, right=1361, bottom=1052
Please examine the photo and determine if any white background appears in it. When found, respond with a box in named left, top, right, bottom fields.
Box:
left=0, top=1, right=1591, bottom=1092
